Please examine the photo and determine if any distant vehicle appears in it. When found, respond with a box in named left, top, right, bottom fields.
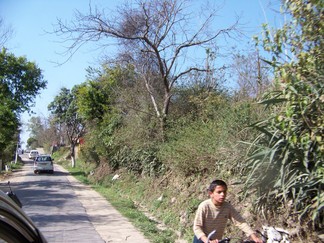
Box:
left=28, top=150, right=39, bottom=160
left=0, top=185, right=47, bottom=243
left=34, top=155, right=54, bottom=174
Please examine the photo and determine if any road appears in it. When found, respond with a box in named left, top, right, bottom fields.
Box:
left=2, top=154, right=150, bottom=243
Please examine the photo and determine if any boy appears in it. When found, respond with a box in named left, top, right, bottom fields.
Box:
left=193, top=180, right=263, bottom=243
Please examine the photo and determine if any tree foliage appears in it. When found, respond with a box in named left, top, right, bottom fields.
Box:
left=0, top=48, right=46, bottom=162
left=245, top=0, right=323, bottom=229
left=75, top=64, right=160, bottom=171
left=76, top=65, right=136, bottom=122
left=0, top=48, right=47, bottom=114
left=0, top=99, right=18, bottom=158
left=48, top=87, right=86, bottom=167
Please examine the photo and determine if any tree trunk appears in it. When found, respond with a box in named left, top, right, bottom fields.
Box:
left=70, top=143, right=76, bottom=168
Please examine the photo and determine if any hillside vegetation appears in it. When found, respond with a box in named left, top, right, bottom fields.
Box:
left=27, top=1, right=323, bottom=242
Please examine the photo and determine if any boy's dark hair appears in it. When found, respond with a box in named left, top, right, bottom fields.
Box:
left=208, top=179, right=227, bottom=192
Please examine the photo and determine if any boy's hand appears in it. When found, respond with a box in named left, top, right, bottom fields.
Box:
left=250, top=233, right=263, bottom=243
left=200, top=235, right=218, bottom=243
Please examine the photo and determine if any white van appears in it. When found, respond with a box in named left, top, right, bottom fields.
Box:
left=28, top=150, right=39, bottom=160
left=33, top=155, right=54, bottom=174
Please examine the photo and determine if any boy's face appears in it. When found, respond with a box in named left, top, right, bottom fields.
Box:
left=209, top=185, right=227, bottom=206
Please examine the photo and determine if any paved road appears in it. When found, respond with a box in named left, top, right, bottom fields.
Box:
left=2, top=155, right=150, bottom=243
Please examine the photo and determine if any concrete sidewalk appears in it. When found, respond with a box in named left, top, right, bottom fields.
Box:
left=56, top=164, right=150, bottom=243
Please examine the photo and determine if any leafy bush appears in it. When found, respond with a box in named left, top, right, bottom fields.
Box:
left=159, top=100, right=263, bottom=176
left=110, top=146, right=164, bottom=176
left=245, top=0, right=323, bottom=230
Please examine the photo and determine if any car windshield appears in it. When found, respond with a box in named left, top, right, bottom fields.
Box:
left=36, top=156, right=51, bottom=161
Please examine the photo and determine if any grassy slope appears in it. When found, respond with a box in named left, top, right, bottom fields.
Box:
left=54, top=151, right=261, bottom=243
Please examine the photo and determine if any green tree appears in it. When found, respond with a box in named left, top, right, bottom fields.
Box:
left=0, top=48, right=47, bottom=113
left=0, top=97, right=19, bottom=162
left=75, top=65, right=135, bottom=168
left=245, top=0, right=323, bottom=231
left=26, top=116, right=44, bottom=148
left=76, top=66, right=119, bottom=122
left=26, top=137, right=38, bottom=149
left=0, top=48, right=46, bottom=164
left=48, top=87, right=86, bottom=167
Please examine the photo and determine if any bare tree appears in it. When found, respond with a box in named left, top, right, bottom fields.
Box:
left=231, top=49, right=272, bottom=99
left=54, top=0, right=240, bottom=134
left=0, top=17, right=13, bottom=47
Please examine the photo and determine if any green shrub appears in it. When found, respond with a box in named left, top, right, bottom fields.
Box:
left=159, top=100, right=263, bottom=176
left=245, top=0, right=323, bottom=230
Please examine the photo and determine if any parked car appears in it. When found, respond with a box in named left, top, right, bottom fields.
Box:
left=28, top=150, right=39, bottom=160
left=0, top=187, right=47, bottom=242
left=33, top=155, right=54, bottom=174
